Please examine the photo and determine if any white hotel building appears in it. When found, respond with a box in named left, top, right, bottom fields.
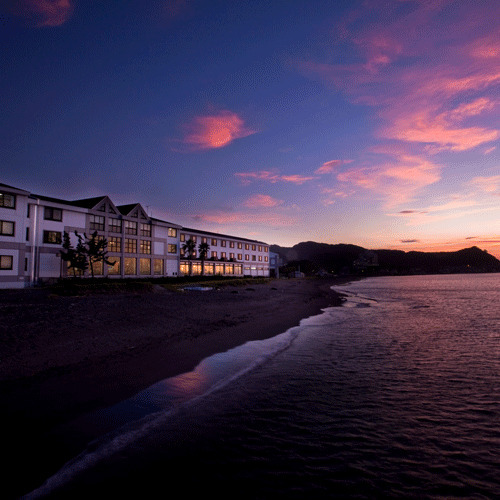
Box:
left=0, top=182, right=271, bottom=289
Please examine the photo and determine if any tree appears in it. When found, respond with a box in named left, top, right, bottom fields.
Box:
left=60, top=231, right=87, bottom=277
left=81, top=231, right=116, bottom=278
left=182, top=238, right=197, bottom=276
left=198, top=241, right=210, bottom=275
left=60, top=231, right=116, bottom=279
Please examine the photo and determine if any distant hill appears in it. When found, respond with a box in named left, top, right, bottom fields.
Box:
left=270, top=242, right=500, bottom=275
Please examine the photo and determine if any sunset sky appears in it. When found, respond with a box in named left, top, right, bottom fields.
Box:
left=1, top=0, right=499, bottom=257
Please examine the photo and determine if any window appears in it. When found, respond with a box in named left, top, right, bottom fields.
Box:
left=252, top=244, right=256, bottom=251
left=168, top=244, right=177, bottom=254
left=43, top=231, right=61, bottom=244
left=125, top=238, right=137, bottom=253
left=93, top=260, right=104, bottom=275
left=258, top=256, right=262, bottom=261
left=202, top=237, right=207, bottom=244
left=168, top=227, right=177, bottom=237
left=215, top=263, right=224, bottom=275
left=230, top=241, right=235, bottom=248
left=140, top=258, right=151, bottom=275
left=109, top=218, right=122, bottom=233
left=245, top=255, right=249, bottom=261
left=264, top=247, right=268, bottom=252
left=140, top=223, right=151, bottom=237
left=154, top=259, right=164, bottom=275
left=180, top=233, right=186, bottom=242
left=140, top=240, right=151, bottom=254
left=252, top=255, right=257, bottom=261
left=237, top=253, right=242, bottom=260
left=258, top=246, right=262, bottom=252
left=230, top=253, right=234, bottom=260
left=221, top=240, right=226, bottom=247
left=89, top=215, right=105, bottom=231
left=44, top=207, right=62, bottom=221
left=264, top=256, right=268, bottom=262
left=221, top=252, right=226, bottom=260
left=124, top=257, right=136, bottom=275
left=0, top=255, right=13, bottom=270
left=245, top=244, right=249, bottom=250
left=211, top=251, right=217, bottom=259
left=0, top=220, right=14, bottom=236
left=191, top=235, right=197, bottom=243
left=108, top=237, right=121, bottom=252
left=238, top=242, right=242, bottom=249
left=125, top=220, right=137, bottom=235
left=0, top=193, right=15, bottom=208
left=211, top=238, right=217, bottom=246
left=107, top=257, right=121, bottom=275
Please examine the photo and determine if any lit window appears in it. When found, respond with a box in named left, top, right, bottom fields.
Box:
left=202, top=237, right=207, bottom=244
left=245, top=255, right=249, bottom=261
left=245, top=244, right=249, bottom=250
left=230, top=241, right=235, bottom=248
left=264, top=256, right=268, bottom=262
left=43, top=231, right=61, bottom=244
left=211, top=251, right=217, bottom=258
left=89, top=215, right=105, bottom=231
left=168, top=228, right=177, bottom=237
left=252, top=245, right=256, bottom=251
left=211, top=238, right=217, bottom=245
left=221, top=252, right=226, bottom=259
left=180, top=233, right=185, bottom=242
left=168, top=244, right=177, bottom=254
left=154, top=259, right=164, bottom=275
left=140, top=240, right=151, bottom=254
left=0, top=193, right=15, bottom=209
left=0, top=255, right=13, bottom=269
left=108, top=237, right=121, bottom=252
left=125, top=238, right=137, bottom=253
left=258, top=246, right=262, bottom=252
left=139, top=258, right=151, bottom=275
left=124, top=257, right=136, bottom=275
left=107, top=257, right=121, bottom=275
left=237, top=254, right=242, bottom=260
left=0, top=220, right=14, bottom=236
left=221, top=240, right=226, bottom=247
left=44, top=207, right=62, bottom=221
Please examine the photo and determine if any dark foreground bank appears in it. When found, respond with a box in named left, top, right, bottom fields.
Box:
left=1, top=277, right=349, bottom=498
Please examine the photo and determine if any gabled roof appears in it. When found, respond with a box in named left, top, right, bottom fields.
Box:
left=71, top=196, right=108, bottom=209
left=117, top=203, right=150, bottom=220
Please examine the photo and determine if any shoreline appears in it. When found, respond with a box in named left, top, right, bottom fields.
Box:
left=1, top=277, right=354, bottom=498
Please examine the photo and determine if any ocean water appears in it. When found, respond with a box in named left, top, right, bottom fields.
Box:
left=26, top=274, right=499, bottom=499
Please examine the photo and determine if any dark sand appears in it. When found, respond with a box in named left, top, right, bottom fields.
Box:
left=1, top=277, right=351, bottom=498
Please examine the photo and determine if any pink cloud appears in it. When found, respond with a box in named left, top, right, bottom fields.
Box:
left=470, top=175, right=500, bottom=196
left=337, top=154, right=441, bottom=207
left=181, top=110, right=255, bottom=150
left=192, top=211, right=297, bottom=227
left=242, top=194, right=283, bottom=208
left=11, top=0, right=74, bottom=27
left=315, top=159, right=353, bottom=175
left=235, top=170, right=315, bottom=185
left=297, top=0, right=500, bottom=153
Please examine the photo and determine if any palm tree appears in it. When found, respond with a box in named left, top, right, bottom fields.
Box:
left=182, top=238, right=196, bottom=275
left=198, top=241, right=210, bottom=275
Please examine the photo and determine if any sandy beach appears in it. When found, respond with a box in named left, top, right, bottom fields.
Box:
left=1, top=277, right=350, bottom=498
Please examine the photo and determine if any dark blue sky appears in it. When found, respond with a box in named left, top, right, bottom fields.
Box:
left=1, top=0, right=499, bottom=256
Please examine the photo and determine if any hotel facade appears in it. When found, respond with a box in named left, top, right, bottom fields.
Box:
left=0, top=182, right=272, bottom=289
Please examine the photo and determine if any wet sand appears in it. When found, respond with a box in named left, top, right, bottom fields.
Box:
left=1, top=277, right=351, bottom=498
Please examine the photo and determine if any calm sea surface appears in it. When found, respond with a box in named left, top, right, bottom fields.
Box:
left=27, top=274, right=500, bottom=499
